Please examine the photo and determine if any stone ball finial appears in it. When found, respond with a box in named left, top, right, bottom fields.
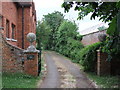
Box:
left=24, top=33, right=39, bottom=53
left=98, top=34, right=107, bottom=42
left=27, top=33, right=36, bottom=43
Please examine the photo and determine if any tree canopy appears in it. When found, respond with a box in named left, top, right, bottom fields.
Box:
left=42, top=11, right=65, bottom=50
left=62, top=2, right=119, bottom=22
left=62, top=2, right=120, bottom=60
left=36, top=21, right=51, bottom=50
left=36, top=11, right=84, bottom=62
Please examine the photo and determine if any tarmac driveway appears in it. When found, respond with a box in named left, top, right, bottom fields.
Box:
left=40, top=51, right=96, bottom=88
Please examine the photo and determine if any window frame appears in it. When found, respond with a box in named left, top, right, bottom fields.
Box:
left=0, top=15, right=3, bottom=29
left=6, top=19, right=10, bottom=38
left=12, top=23, right=15, bottom=39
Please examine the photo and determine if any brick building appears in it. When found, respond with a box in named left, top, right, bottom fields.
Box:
left=0, top=1, right=36, bottom=49
left=80, top=23, right=107, bottom=46
left=0, top=1, right=38, bottom=76
left=81, top=30, right=106, bottom=46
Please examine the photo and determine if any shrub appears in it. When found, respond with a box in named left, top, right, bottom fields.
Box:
left=54, top=20, right=84, bottom=63
left=55, top=38, right=84, bottom=63
left=65, top=38, right=84, bottom=62
left=79, top=42, right=102, bottom=72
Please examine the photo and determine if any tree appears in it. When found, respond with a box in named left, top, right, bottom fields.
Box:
left=36, top=11, right=84, bottom=63
left=62, top=2, right=120, bottom=60
left=62, top=2, right=118, bottom=22
left=55, top=20, right=83, bottom=62
left=43, top=11, right=65, bottom=50
left=55, top=20, right=79, bottom=50
left=36, top=21, right=51, bottom=50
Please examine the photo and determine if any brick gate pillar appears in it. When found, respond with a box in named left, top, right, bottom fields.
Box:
left=24, top=52, right=38, bottom=76
left=23, top=33, right=39, bottom=76
left=97, top=50, right=111, bottom=76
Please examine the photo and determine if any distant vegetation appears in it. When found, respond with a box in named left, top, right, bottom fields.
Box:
left=36, top=11, right=102, bottom=72
left=36, top=11, right=84, bottom=65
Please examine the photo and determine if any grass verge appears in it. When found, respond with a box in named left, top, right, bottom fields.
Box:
left=86, top=72, right=120, bottom=88
left=2, top=72, right=40, bottom=88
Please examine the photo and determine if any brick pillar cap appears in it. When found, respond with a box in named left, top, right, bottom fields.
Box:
left=23, top=45, right=39, bottom=53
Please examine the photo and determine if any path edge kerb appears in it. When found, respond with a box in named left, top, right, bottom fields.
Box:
left=37, top=52, right=48, bottom=88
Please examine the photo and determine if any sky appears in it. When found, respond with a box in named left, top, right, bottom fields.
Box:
left=33, top=0, right=108, bottom=33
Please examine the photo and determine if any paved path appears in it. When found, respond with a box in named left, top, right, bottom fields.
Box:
left=40, top=51, right=96, bottom=88
left=40, top=52, right=61, bottom=88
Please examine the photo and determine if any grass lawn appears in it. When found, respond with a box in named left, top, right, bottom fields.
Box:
left=0, top=73, right=2, bottom=89
left=87, top=72, right=120, bottom=88
left=2, top=72, right=40, bottom=88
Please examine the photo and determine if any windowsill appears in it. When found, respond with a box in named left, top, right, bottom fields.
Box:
left=11, top=39, right=17, bottom=42
left=0, top=27, right=4, bottom=30
left=6, top=37, right=11, bottom=41
left=6, top=38, right=17, bottom=42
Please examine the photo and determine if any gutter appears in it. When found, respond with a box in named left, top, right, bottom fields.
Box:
left=22, top=5, right=24, bottom=49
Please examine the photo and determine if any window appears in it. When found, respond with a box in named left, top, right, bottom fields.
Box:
left=6, top=20, right=10, bottom=38
left=12, top=24, right=15, bottom=39
left=0, top=15, right=3, bottom=28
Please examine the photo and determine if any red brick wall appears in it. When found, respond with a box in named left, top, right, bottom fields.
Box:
left=17, top=7, right=23, bottom=48
left=2, top=33, right=38, bottom=76
left=1, top=2, right=36, bottom=49
left=81, top=30, right=106, bottom=46
left=2, top=34, right=24, bottom=73
left=2, top=2, right=18, bottom=46
left=1, top=2, right=38, bottom=76
left=24, top=7, right=31, bottom=49
left=97, top=50, right=120, bottom=76
left=24, top=52, right=38, bottom=76
left=97, top=51, right=111, bottom=76
left=2, top=2, right=17, bottom=25
left=0, top=1, right=2, bottom=15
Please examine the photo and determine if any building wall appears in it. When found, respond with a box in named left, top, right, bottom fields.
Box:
left=0, top=1, right=2, bottom=15
left=81, top=30, right=106, bottom=46
left=2, top=2, right=18, bottom=46
left=1, top=2, right=36, bottom=49
left=17, top=7, right=31, bottom=49
left=24, top=7, right=31, bottom=49
left=1, top=2, right=38, bottom=76
left=17, top=7, right=23, bottom=48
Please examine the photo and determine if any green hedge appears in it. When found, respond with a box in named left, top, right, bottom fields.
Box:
left=79, top=42, right=102, bottom=72
left=56, top=38, right=84, bottom=63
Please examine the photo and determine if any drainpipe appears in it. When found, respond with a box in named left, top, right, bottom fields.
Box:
left=22, top=5, right=24, bottom=49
